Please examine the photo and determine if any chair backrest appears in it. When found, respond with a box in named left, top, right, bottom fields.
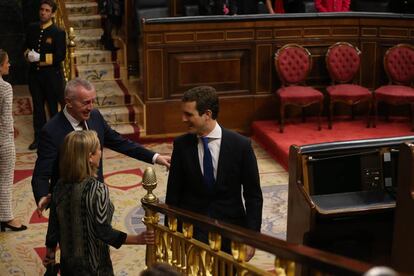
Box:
left=326, top=42, right=361, bottom=84
left=384, top=44, right=414, bottom=86
left=274, top=44, right=312, bottom=86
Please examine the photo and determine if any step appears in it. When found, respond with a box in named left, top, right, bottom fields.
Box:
left=65, top=2, right=98, bottom=16
left=111, top=123, right=143, bottom=141
left=74, top=35, right=102, bottom=49
left=98, top=105, right=141, bottom=125
left=76, top=63, right=127, bottom=81
left=73, top=28, right=103, bottom=37
left=75, top=49, right=115, bottom=65
left=68, top=14, right=101, bottom=29
left=93, top=80, right=136, bottom=107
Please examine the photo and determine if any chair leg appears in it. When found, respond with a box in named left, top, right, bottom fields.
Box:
left=385, top=103, right=390, bottom=121
left=317, top=101, right=322, bottom=131
left=373, top=98, right=377, bottom=128
left=366, top=100, right=372, bottom=128
left=302, top=107, right=306, bottom=123
left=328, top=101, right=333, bottom=129
left=351, top=104, right=355, bottom=121
left=279, top=103, right=284, bottom=133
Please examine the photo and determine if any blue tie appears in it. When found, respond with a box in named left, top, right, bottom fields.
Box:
left=201, top=137, right=214, bottom=190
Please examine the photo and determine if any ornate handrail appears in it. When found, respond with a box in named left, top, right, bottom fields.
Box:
left=140, top=167, right=373, bottom=275
left=54, top=0, right=76, bottom=81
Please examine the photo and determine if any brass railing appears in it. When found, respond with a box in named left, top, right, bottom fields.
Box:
left=140, top=167, right=373, bottom=275
left=55, top=0, right=76, bottom=81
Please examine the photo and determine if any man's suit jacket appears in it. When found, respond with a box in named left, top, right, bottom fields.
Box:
left=166, top=128, right=263, bottom=232
left=31, top=109, right=155, bottom=203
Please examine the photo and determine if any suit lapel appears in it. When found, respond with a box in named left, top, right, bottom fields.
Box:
left=216, top=129, right=229, bottom=187
left=60, top=112, right=75, bottom=133
left=189, top=134, right=202, bottom=175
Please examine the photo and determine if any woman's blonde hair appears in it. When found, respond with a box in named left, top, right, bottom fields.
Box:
left=59, top=130, right=100, bottom=182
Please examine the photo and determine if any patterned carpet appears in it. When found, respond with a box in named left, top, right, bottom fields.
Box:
left=0, top=112, right=289, bottom=275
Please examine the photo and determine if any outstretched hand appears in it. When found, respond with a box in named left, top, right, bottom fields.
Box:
left=136, top=230, right=155, bottom=245
left=155, top=155, right=171, bottom=169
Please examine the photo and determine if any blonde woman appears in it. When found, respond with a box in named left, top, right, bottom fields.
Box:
left=0, top=49, right=27, bottom=232
left=44, top=130, right=154, bottom=275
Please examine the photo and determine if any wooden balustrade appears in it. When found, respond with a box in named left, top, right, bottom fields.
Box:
left=55, top=0, right=76, bottom=81
left=140, top=167, right=373, bottom=275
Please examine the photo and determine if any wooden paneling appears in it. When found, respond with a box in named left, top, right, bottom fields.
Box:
left=167, top=49, right=251, bottom=97
left=141, top=14, right=414, bottom=135
left=145, top=49, right=164, bottom=100
left=360, top=42, right=377, bottom=88
left=256, top=44, right=273, bottom=94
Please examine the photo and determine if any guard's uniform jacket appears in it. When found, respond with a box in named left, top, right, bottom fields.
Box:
left=24, top=20, right=66, bottom=143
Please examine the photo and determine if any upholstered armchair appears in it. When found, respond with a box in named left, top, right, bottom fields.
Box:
left=373, top=44, right=414, bottom=130
left=274, top=44, right=324, bottom=133
left=325, top=42, right=372, bottom=129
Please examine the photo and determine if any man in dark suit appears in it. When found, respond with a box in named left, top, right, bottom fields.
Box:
left=24, top=0, right=66, bottom=150
left=32, top=78, right=171, bottom=214
left=166, top=86, right=263, bottom=260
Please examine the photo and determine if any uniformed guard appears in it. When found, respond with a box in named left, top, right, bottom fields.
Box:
left=24, top=0, right=66, bottom=150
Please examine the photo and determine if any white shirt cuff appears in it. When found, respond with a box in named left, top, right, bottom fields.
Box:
left=152, top=153, right=159, bottom=164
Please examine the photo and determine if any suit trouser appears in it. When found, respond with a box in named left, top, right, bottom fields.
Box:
left=28, top=67, right=64, bottom=142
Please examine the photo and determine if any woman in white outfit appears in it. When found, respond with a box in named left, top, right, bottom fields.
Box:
left=0, top=49, right=27, bottom=232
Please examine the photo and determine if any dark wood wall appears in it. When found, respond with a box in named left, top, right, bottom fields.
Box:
left=140, top=13, right=414, bottom=135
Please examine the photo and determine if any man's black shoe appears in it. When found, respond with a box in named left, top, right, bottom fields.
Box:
left=28, top=141, right=38, bottom=150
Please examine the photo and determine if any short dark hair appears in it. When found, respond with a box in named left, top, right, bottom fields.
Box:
left=182, top=86, right=219, bottom=119
left=40, top=0, right=57, bottom=13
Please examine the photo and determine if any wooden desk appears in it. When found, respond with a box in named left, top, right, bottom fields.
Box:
left=140, top=12, right=414, bottom=135
left=287, top=136, right=414, bottom=265
left=311, top=190, right=395, bottom=215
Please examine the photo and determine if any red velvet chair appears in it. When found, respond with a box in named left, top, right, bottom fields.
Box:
left=325, top=42, right=372, bottom=129
left=274, top=44, right=324, bottom=133
left=373, top=44, right=414, bottom=130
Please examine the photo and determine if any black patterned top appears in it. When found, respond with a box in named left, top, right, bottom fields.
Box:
left=46, top=177, right=127, bottom=275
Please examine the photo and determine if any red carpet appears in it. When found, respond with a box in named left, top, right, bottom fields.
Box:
left=252, top=119, right=414, bottom=170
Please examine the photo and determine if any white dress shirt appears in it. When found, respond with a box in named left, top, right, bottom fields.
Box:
left=198, top=122, right=222, bottom=179
left=63, top=106, right=89, bottom=131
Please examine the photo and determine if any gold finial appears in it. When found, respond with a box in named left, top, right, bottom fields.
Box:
left=68, top=27, right=76, bottom=48
left=141, top=167, right=158, bottom=203
left=208, top=232, right=222, bottom=251
left=231, top=241, right=246, bottom=262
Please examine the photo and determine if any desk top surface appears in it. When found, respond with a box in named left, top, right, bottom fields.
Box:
left=311, top=190, right=396, bottom=215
